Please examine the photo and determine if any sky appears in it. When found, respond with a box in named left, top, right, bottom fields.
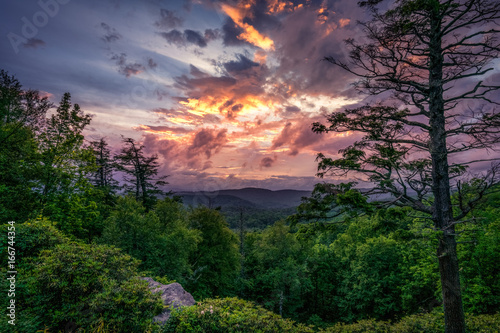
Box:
left=1, top=0, right=498, bottom=191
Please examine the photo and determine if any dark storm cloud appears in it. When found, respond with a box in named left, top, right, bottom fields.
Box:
left=158, top=29, right=215, bottom=48
left=158, top=30, right=186, bottom=46
left=260, top=156, right=276, bottom=168
left=194, top=0, right=367, bottom=98
left=147, top=58, right=158, bottom=69
left=285, top=105, right=301, bottom=113
left=153, top=107, right=184, bottom=116
left=140, top=125, right=191, bottom=134
left=217, top=100, right=243, bottom=119
left=100, top=22, right=122, bottom=43
left=184, top=29, right=208, bottom=47
left=188, top=128, right=228, bottom=158
left=174, top=74, right=237, bottom=95
left=224, top=54, right=259, bottom=73
left=22, top=38, right=45, bottom=49
left=141, top=127, right=230, bottom=175
left=267, top=0, right=371, bottom=98
left=271, top=118, right=324, bottom=156
left=222, top=18, right=247, bottom=47
left=204, top=29, right=221, bottom=42
left=189, top=65, right=209, bottom=78
left=110, top=53, right=146, bottom=77
left=155, top=9, right=184, bottom=29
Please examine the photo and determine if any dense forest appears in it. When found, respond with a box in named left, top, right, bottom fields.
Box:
left=0, top=69, right=499, bottom=332
left=2, top=0, right=500, bottom=331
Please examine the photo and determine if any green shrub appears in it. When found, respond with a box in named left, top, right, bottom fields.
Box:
left=323, top=318, right=391, bottom=333
left=0, top=218, right=69, bottom=267
left=163, top=297, right=315, bottom=333
left=0, top=218, right=70, bottom=332
left=26, top=242, right=163, bottom=332
left=322, top=312, right=500, bottom=333
left=465, top=313, right=500, bottom=333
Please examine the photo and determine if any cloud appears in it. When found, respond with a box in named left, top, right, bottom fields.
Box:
left=188, top=128, right=228, bottom=159
left=222, top=18, right=247, bottom=47
left=224, top=54, right=259, bottom=73
left=158, top=29, right=215, bottom=48
left=147, top=58, right=158, bottom=69
left=271, top=118, right=324, bottom=156
left=260, top=155, right=277, bottom=168
left=138, top=125, right=192, bottom=134
left=110, top=53, right=145, bottom=77
left=158, top=30, right=185, bottom=46
left=220, top=2, right=275, bottom=50
left=184, top=29, right=207, bottom=47
left=109, top=53, right=157, bottom=77
left=172, top=55, right=273, bottom=121
left=155, top=9, right=184, bottom=29
left=100, top=22, right=122, bottom=43
left=22, top=38, right=45, bottom=49
left=204, top=28, right=221, bottom=42
left=140, top=127, right=230, bottom=175
left=285, top=105, right=301, bottom=113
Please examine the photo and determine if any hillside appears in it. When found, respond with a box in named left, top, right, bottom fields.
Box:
left=177, top=187, right=311, bottom=209
left=175, top=188, right=311, bottom=229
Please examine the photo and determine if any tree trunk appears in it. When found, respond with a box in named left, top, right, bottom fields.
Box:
left=429, top=11, right=466, bottom=333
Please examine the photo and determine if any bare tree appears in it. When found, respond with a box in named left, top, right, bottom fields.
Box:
left=316, top=1, right=500, bottom=331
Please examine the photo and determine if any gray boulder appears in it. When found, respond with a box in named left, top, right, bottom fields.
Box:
left=141, top=277, right=196, bottom=324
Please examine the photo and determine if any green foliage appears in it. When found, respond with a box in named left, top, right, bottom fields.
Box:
left=100, top=196, right=200, bottom=282
left=290, top=182, right=371, bottom=225
left=322, top=312, right=500, bottom=333
left=0, top=70, right=51, bottom=222
left=0, top=219, right=70, bottom=332
left=187, top=207, right=241, bottom=299
left=0, top=75, right=103, bottom=239
left=114, top=137, right=168, bottom=210
left=36, top=92, right=94, bottom=201
left=398, top=218, right=440, bottom=313
left=153, top=198, right=201, bottom=281
left=242, top=221, right=309, bottom=319
left=1, top=69, right=499, bottom=332
left=457, top=191, right=500, bottom=314
left=25, top=242, right=162, bottom=332
left=222, top=206, right=296, bottom=230
left=0, top=218, right=69, bottom=268
left=89, top=277, right=163, bottom=332
left=163, top=297, right=315, bottom=333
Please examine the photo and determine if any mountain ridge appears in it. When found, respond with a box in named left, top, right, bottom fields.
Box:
left=175, top=187, right=311, bottom=209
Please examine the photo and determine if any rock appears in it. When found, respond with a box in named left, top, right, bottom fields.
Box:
left=141, top=277, right=196, bottom=324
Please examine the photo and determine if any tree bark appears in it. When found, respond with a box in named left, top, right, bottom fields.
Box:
left=429, top=10, right=466, bottom=333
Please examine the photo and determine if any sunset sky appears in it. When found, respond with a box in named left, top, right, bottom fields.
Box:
left=1, top=0, right=497, bottom=191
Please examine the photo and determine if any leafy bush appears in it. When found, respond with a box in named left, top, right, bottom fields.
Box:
left=0, top=218, right=70, bottom=332
left=0, top=218, right=69, bottom=267
left=322, top=312, right=500, bottom=333
left=163, top=297, right=315, bottom=333
left=25, top=242, right=163, bottom=332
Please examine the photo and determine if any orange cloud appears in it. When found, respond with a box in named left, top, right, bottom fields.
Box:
left=267, top=0, right=303, bottom=14
left=221, top=3, right=274, bottom=50
left=254, top=50, right=267, bottom=64
left=339, top=18, right=350, bottom=28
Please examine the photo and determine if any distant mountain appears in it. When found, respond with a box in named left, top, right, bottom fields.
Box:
left=176, top=187, right=311, bottom=209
